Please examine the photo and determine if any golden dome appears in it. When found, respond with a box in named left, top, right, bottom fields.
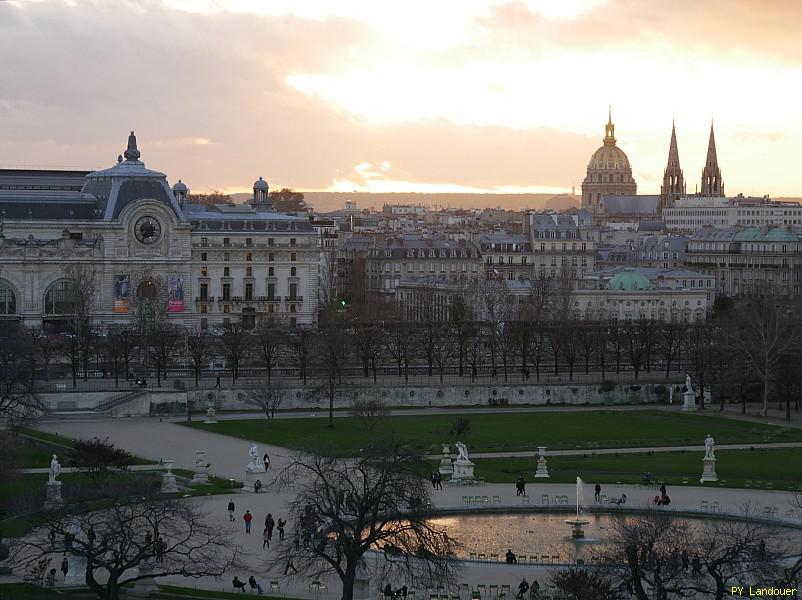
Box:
left=587, top=144, right=631, bottom=172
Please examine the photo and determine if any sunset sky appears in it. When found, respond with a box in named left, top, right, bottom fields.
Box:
left=1, top=0, right=801, bottom=197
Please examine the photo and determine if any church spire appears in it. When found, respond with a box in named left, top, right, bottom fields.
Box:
left=701, top=121, right=723, bottom=196
left=660, top=120, right=685, bottom=211
left=603, top=106, right=616, bottom=145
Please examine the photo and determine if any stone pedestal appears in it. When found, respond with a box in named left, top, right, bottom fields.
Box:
left=451, top=459, right=475, bottom=482
left=438, top=444, right=454, bottom=478
left=244, top=469, right=266, bottom=493
left=534, top=447, right=550, bottom=478
left=682, top=391, right=697, bottom=411
left=161, top=460, right=178, bottom=494
left=191, top=450, right=209, bottom=485
left=44, top=481, right=64, bottom=510
left=204, top=406, right=218, bottom=424
left=700, top=457, right=718, bottom=483
left=64, top=554, right=87, bottom=586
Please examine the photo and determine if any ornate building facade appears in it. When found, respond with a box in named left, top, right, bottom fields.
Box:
left=581, top=109, right=637, bottom=216
left=0, top=132, right=319, bottom=330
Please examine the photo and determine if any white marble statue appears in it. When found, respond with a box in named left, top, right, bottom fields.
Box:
left=455, top=442, right=469, bottom=463
left=49, top=454, right=61, bottom=483
left=247, top=444, right=264, bottom=472
left=704, top=434, right=716, bottom=460
left=685, top=373, right=693, bottom=394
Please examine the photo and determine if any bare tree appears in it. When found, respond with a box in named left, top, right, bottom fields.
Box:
left=351, top=397, right=390, bottom=431
left=386, top=321, right=414, bottom=383
left=656, top=322, right=687, bottom=379
left=102, top=326, right=139, bottom=387
left=243, top=381, right=287, bottom=419
left=286, top=327, right=314, bottom=385
left=254, top=319, right=285, bottom=383
left=314, top=324, right=348, bottom=427
left=270, top=445, right=460, bottom=600
left=185, top=328, right=211, bottom=387
left=549, top=566, right=618, bottom=600
left=62, top=263, right=98, bottom=384
left=28, top=327, right=57, bottom=383
left=726, top=288, right=802, bottom=417
left=13, top=494, right=242, bottom=600
left=218, top=321, right=252, bottom=384
left=0, top=323, right=43, bottom=422
left=319, top=246, right=339, bottom=316
left=147, top=323, right=179, bottom=388
left=352, top=323, right=384, bottom=383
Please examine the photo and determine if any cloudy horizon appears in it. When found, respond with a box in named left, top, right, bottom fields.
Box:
left=1, top=0, right=801, bottom=197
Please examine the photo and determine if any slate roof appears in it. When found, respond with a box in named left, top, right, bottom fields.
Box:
left=602, top=195, right=660, bottom=214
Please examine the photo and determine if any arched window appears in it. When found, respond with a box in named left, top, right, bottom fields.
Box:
left=43, top=280, right=75, bottom=315
left=0, top=281, right=16, bottom=315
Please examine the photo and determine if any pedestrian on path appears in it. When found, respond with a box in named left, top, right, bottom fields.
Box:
left=516, top=578, right=529, bottom=599
left=215, top=375, right=221, bottom=388
left=262, top=527, right=270, bottom=550
left=228, top=500, right=236, bottom=522
left=277, top=518, right=286, bottom=541
left=594, top=483, right=601, bottom=502
left=263, top=453, right=271, bottom=469
left=284, top=558, right=298, bottom=575
left=244, top=510, right=253, bottom=533
left=60, top=556, right=69, bottom=581
left=265, top=513, right=275, bottom=540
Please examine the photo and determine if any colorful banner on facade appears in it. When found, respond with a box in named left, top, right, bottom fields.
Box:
left=113, top=274, right=131, bottom=313
left=167, top=275, right=184, bottom=313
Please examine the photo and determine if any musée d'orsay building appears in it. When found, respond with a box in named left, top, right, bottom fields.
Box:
left=0, top=132, right=319, bottom=330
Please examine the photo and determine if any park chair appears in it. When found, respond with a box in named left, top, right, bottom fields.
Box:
left=489, top=553, right=499, bottom=562
left=540, top=554, right=550, bottom=563
left=469, top=552, right=477, bottom=561
left=462, top=496, right=469, bottom=505
left=560, top=495, right=568, bottom=505
left=711, top=501, right=720, bottom=512
left=493, top=495, right=501, bottom=505
left=408, top=590, right=416, bottom=600
left=477, top=553, right=487, bottom=561
left=541, top=494, right=549, bottom=505
left=470, top=590, right=481, bottom=600
left=700, top=500, right=709, bottom=511
left=551, top=555, right=559, bottom=563
left=460, top=583, right=470, bottom=598
left=450, top=594, right=460, bottom=600
left=552, top=496, right=560, bottom=505
left=269, top=581, right=280, bottom=594
left=518, top=555, right=527, bottom=563
left=481, top=496, right=490, bottom=505
left=437, top=586, right=446, bottom=596
left=501, top=585, right=511, bottom=596
left=600, top=494, right=607, bottom=504
left=439, top=595, right=448, bottom=600
left=489, top=585, right=499, bottom=598
left=477, top=585, right=487, bottom=597
left=521, top=495, right=530, bottom=505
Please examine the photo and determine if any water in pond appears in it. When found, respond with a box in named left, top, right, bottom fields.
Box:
left=429, top=513, right=800, bottom=563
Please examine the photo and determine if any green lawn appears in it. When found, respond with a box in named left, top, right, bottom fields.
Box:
left=0, top=583, right=66, bottom=598
left=184, top=410, right=802, bottom=455
left=471, top=448, right=802, bottom=491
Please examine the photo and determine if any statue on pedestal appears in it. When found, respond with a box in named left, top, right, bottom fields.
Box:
left=49, top=455, right=61, bottom=483
left=44, top=455, right=64, bottom=510
left=704, top=434, right=716, bottom=459
left=247, top=444, right=265, bottom=473
left=685, top=373, right=693, bottom=394
left=455, top=442, right=470, bottom=463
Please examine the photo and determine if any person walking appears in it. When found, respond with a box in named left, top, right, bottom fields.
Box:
left=227, top=500, right=236, bottom=522
left=262, top=527, right=270, bottom=549
left=659, top=483, right=667, bottom=497
left=284, top=557, right=298, bottom=575
left=277, top=518, right=286, bottom=541
left=243, top=510, right=253, bottom=534
left=265, top=513, right=275, bottom=541
left=215, top=375, right=221, bottom=388
left=435, top=472, right=442, bottom=490
left=60, top=556, right=69, bottom=581
left=520, top=476, right=526, bottom=497
left=263, top=453, right=271, bottom=469
left=516, top=578, right=529, bottom=599
left=594, top=483, right=601, bottom=502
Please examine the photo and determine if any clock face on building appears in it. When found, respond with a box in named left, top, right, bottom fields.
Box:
left=134, top=216, right=162, bottom=245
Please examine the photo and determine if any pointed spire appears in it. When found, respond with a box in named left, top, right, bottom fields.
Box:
left=705, top=121, right=718, bottom=166
left=667, top=120, right=681, bottom=169
left=661, top=120, right=685, bottom=210
left=603, top=106, right=616, bottom=145
left=701, top=120, right=723, bottom=196
left=123, top=130, right=141, bottom=161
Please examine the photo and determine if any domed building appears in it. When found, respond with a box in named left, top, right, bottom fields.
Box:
left=581, top=110, right=637, bottom=216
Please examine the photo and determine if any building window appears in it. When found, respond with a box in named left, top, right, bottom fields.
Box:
left=222, top=283, right=231, bottom=301
left=246, top=237, right=252, bottom=246
left=0, top=282, right=16, bottom=315
left=245, top=283, right=253, bottom=301
left=43, top=280, right=75, bottom=315
left=223, top=237, right=230, bottom=246
left=290, top=267, right=297, bottom=276
left=223, top=304, right=230, bottom=314
left=199, top=283, right=208, bottom=301
left=200, top=304, right=207, bottom=314
left=268, top=253, right=274, bottom=262
left=224, top=267, right=230, bottom=277
left=201, top=237, right=208, bottom=246
left=268, top=238, right=274, bottom=246
left=224, top=252, right=230, bottom=262
left=201, top=252, right=207, bottom=261
left=267, top=282, right=276, bottom=300
left=290, top=238, right=296, bottom=246
left=246, top=266, right=253, bottom=277
left=246, top=252, right=252, bottom=262
left=290, top=252, right=297, bottom=262
left=201, top=266, right=208, bottom=277
left=289, top=283, right=298, bottom=300
left=268, top=266, right=274, bottom=276
left=290, top=304, right=297, bottom=313
left=200, top=317, right=208, bottom=329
